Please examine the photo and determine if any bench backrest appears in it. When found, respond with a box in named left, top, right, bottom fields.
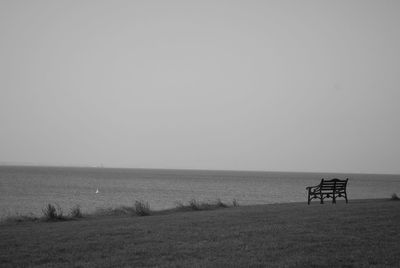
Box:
left=320, top=178, right=348, bottom=191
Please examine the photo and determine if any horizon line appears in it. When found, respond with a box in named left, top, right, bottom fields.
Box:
left=0, top=162, right=399, bottom=176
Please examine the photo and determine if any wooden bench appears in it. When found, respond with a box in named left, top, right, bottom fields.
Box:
left=306, top=178, right=349, bottom=204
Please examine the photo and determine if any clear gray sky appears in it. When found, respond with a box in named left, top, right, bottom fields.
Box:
left=1, top=0, right=399, bottom=174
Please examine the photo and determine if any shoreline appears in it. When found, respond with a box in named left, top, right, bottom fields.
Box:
left=1, top=198, right=238, bottom=223
left=1, top=197, right=394, bottom=224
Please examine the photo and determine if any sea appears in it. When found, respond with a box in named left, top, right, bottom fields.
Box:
left=0, top=165, right=399, bottom=218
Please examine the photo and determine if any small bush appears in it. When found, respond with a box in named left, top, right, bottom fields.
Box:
left=94, top=206, right=135, bottom=217
left=42, top=204, right=56, bottom=219
left=134, top=201, right=151, bottom=216
left=188, top=199, right=201, bottom=210
left=42, top=204, right=65, bottom=221
left=70, top=205, right=83, bottom=218
left=215, top=198, right=228, bottom=208
left=176, top=199, right=231, bottom=211
left=175, top=201, right=185, bottom=209
left=56, top=205, right=64, bottom=219
left=174, top=200, right=197, bottom=211
left=390, top=193, right=400, bottom=201
left=232, top=199, right=239, bottom=207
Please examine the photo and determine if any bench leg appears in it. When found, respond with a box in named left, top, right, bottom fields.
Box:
left=345, top=193, right=348, bottom=203
left=332, top=195, right=336, bottom=204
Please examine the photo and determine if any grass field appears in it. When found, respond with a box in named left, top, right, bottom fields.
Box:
left=0, top=199, right=399, bottom=267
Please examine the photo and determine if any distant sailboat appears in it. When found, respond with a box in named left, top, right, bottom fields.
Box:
left=96, top=188, right=99, bottom=194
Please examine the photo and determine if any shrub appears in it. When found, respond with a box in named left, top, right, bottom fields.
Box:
left=42, top=204, right=56, bottom=219
left=94, top=206, right=135, bottom=217
left=176, top=199, right=231, bottom=211
left=174, top=200, right=197, bottom=211
left=390, top=193, right=400, bottom=201
left=215, top=198, right=228, bottom=208
left=70, top=205, right=83, bottom=218
left=134, top=201, right=151, bottom=216
left=188, top=199, right=201, bottom=210
left=232, top=199, right=239, bottom=207
left=175, top=201, right=185, bottom=209
left=56, top=205, right=64, bottom=219
left=42, top=204, right=64, bottom=221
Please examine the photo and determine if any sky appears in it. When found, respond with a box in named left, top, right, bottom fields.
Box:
left=1, top=0, right=400, bottom=174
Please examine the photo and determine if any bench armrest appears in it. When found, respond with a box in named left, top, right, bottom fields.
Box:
left=306, top=185, right=320, bottom=191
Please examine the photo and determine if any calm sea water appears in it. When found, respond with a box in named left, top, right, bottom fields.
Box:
left=0, top=166, right=399, bottom=218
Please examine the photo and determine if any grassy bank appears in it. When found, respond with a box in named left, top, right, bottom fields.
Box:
left=0, top=199, right=399, bottom=267
left=1, top=199, right=236, bottom=223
